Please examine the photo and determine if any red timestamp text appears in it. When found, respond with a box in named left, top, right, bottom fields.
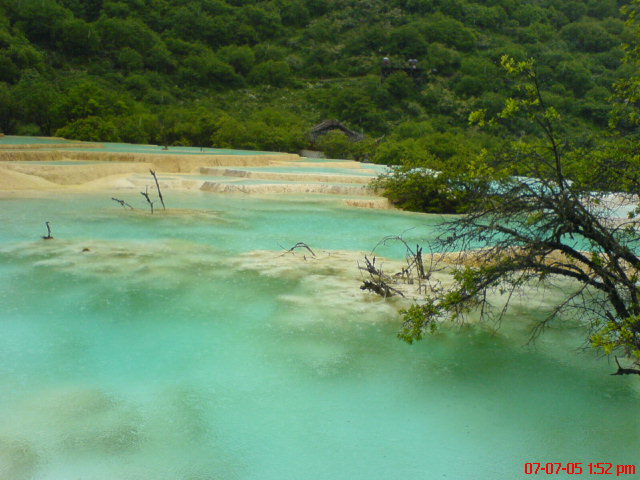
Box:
left=524, top=462, right=637, bottom=476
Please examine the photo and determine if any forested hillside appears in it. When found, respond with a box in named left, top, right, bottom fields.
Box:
left=0, top=0, right=631, bottom=163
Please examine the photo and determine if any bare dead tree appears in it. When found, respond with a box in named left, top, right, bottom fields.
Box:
left=140, top=186, right=154, bottom=214
left=150, top=170, right=166, bottom=210
left=371, top=232, right=430, bottom=280
left=365, top=231, right=446, bottom=297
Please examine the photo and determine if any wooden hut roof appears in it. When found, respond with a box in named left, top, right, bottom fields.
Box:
left=310, top=120, right=364, bottom=142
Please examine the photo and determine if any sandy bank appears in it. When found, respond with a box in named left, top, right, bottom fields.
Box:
left=201, top=167, right=373, bottom=184
left=0, top=150, right=301, bottom=173
left=199, top=181, right=373, bottom=196
left=4, top=162, right=153, bottom=185
left=343, top=198, right=393, bottom=209
left=0, top=165, right=61, bottom=190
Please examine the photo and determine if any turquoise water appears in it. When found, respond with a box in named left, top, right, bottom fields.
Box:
left=0, top=136, right=80, bottom=145
left=0, top=136, right=277, bottom=156
left=230, top=166, right=389, bottom=176
left=0, top=192, right=638, bottom=480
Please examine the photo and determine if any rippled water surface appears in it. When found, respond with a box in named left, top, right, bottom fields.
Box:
left=0, top=192, right=638, bottom=480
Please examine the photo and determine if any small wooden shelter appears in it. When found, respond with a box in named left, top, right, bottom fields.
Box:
left=310, top=120, right=364, bottom=143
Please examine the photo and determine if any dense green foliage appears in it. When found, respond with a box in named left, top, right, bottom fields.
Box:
left=0, top=0, right=632, bottom=161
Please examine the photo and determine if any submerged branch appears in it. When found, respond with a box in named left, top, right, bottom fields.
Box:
left=611, top=357, right=640, bottom=375
left=360, top=280, right=405, bottom=298
left=358, top=255, right=405, bottom=298
left=111, top=197, right=134, bottom=210
left=279, top=242, right=316, bottom=257
left=42, top=221, right=53, bottom=240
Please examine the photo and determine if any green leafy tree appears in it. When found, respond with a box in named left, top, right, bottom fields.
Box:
left=101, top=1, right=131, bottom=18
left=58, top=0, right=102, bottom=21
left=0, top=81, right=18, bottom=132
left=58, top=17, right=100, bottom=56
left=279, top=0, right=310, bottom=27
left=404, top=0, right=436, bottom=15
left=180, top=52, right=241, bottom=87
left=578, top=86, right=611, bottom=126
left=14, top=73, right=62, bottom=134
left=117, top=113, right=159, bottom=144
left=421, top=14, right=476, bottom=51
left=586, top=0, right=619, bottom=20
left=0, top=52, right=20, bottom=83
left=453, top=75, right=486, bottom=97
left=95, top=17, right=162, bottom=59
left=461, top=3, right=507, bottom=30
left=161, top=106, right=220, bottom=147
left=373, top=161, right=491, bottom=214
left=235, top=5, right=283, bottom=43
left=244, top=107, right=308, bottom=152
left=384, top=71, right=417, bottom=100
left=387, top=24, right=429, bottom=58
left=511, top=4, right=549, bottom=26
left=560, top=21, right=618, bottom=53
left=372, top=138, right=435, bottom=166
left=248, top=60, right=291, bottom=87
left=552, top=60, right=594, bottom=97
left=210, top=113, right=254, bottom=149
left=57, top=80, right=133, bottom=123
left=372, top=133, right=491, bottom=213
left=611, top=0, right=640, bottom=131
left=116, top=47, right=144, bottom=73
left=397, top=56, right=640, bottom=375
left=424, top=42, right=461, bottom=76
left=314, top=130, right=357, bottom=160
left=170, top=6, right=232, bottom=47
left=218, top=45, right=256, bottom=76
left=56, top=116, right=120, bottom=142
left=6, top=42, right=44, bottom=71
left=4, top=0, right=71, bottom=47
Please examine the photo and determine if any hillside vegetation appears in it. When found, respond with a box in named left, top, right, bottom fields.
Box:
left=0, top=0, right=631, bottom=165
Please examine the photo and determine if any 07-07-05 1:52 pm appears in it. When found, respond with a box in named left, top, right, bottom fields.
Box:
left=523, top=462, right=637, bottom=476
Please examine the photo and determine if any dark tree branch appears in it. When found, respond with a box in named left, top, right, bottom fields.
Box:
left=279, top=242, right=316, bottom=257
left=140, top=186, right=154, bottom=214
left=150, top=170, right=166, bottom=210
left=611, top=357, right=640, bottom=375
left=358, top=255, right=405, bottom=298
left=42, top=221, right=53, bottom=240
left=360, top=280, right=405, bottom=298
